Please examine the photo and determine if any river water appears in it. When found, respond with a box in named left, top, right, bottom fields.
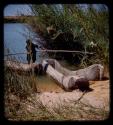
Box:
left=4, top=23, right=47, bottom=63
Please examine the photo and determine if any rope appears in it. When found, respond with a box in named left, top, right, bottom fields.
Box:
left=4, top=49, right=95, bottom=56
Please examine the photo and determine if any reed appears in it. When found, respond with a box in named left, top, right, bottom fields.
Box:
left=28, top=4, right=109, bottom=65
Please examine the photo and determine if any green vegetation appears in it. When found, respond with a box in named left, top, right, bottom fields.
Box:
left=28, top=4, right=109, bottom=66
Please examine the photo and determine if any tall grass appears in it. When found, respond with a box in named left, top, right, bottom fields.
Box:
left=4, top=67, right=37, bottom=98
left=28, top=4, right=109, bottom=65
left=4, top=57, right=38, bottom=120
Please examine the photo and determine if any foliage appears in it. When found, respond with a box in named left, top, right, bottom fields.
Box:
left=29, top=4, right=109, bottom=65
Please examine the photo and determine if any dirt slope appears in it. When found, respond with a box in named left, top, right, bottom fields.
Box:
left=24, top=80, right=110, bottom=120
left=6, top=80, right=109, bottom=120
left=36, top=80, right=109, bottom=110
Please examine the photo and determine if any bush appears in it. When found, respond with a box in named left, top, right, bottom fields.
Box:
left=28, top=4, right=109, bottom=65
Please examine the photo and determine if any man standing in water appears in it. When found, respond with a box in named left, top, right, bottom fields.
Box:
left=26, top=39, right=39, bottom=64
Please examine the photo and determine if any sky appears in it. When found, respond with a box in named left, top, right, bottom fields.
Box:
left=4, top=4, right=33, bottom=16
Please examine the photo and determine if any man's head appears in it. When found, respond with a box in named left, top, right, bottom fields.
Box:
left=26, top=39, right=31, bottom=45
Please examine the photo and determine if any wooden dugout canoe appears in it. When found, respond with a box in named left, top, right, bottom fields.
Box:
left=42, top=59, right=90, bottom=91
left=43, top=59, right=104, bottom=81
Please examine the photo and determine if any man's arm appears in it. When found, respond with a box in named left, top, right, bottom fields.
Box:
left=33, top=43, right=39, bottom=49
left=34, top=44, right=43, bottom=49
left=36, top=44, right=39, bottom=48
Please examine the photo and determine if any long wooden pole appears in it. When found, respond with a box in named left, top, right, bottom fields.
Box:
left=4, top=49, right=95, bottom=56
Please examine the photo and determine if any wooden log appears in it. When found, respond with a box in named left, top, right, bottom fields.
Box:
left=44, top=59, right=104, bottom=81
left=4, top=60, right=43, bottom=75
left=62, top=76, right=89, bottom=91
left=70, top=64, right=104, bottom=81
left=43, top=59, right=71, bottom=75
left=42, top=60, right=90, bottom=91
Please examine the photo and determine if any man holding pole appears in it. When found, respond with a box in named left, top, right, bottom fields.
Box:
left=26, top=39, right=39, bottom=64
